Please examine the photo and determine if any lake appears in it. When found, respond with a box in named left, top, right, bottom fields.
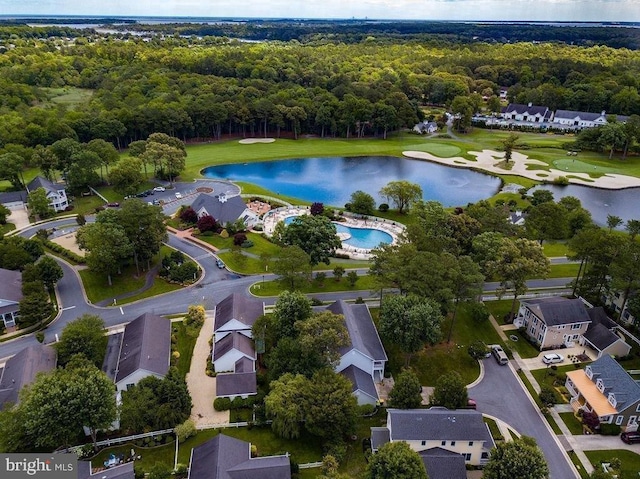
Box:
left=201, top=156, right=502, bottom=208
left=533, top=184, right=640, bottom=227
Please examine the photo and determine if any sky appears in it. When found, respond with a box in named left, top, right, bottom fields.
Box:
left=0, top=0, right=638, bottom=22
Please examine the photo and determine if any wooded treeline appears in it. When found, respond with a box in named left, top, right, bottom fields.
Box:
left=1, top=27, right=639, bottom=151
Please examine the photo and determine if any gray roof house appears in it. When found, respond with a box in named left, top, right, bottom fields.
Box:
left=114, top=313, right=171, bottom=392
left=0, top=344, right=57, bottom=409
left=515, top=297, right=593, bottom=350
left=214, top=293, right=264, bottom=340
left=371, top=408, right=495, bottom=466
left=419, top=447, right=467, bottom=479
left=581, top=307, right=631, bottom=359
left=77, top=461, right=134, bottom=479
left=502, top=103, right=553, bottom=123
left=0, top=190, right=28, bottom=210
left=188, top=434, right=291, bottom=479
left=566, top=354, right=640, bottom=430
left=0, top=268, right=22, bottom=328
left=190, top=193, right=259, bottom=228
left=26, top=176, right=68, bottom=212
left=326, top=300, right=387, bottom=405
left=212, top=294, right=262, bottom=400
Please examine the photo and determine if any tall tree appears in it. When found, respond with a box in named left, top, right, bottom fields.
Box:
left=501, top=133, right=520, bottom=163
left=271, top=290, right=312, bottom=340
left=429, top=371, right=468, bottom=410
left=445, top=254, right=484, bottom=342
left=19, top=363, right=116, bottom=449
left=487, top=238, right=550, bottom=319
left=388, top=368, right=423, bottom=409
left=27, top=187, right=54, bottom=220
left=272, top=245, right=312, bottom=290
left=379, top=180, right=422, bottom=214
left=0, top=152, right=27, bottom=188
left=349, top=190, right=376, bottom=215
left=264, top=373, right=307, bottom=439
left=282, top=214, right=341, bottom=266
left=607, top=214, right=623, bottom=232
left=76, top=222, right=133, bottom=286
left=108, top=157, right=145, bottom=196
left=366, top=441, right=428, bottom=479
left=379, top=294, right=443, bottom=366
left=35, top=256, right=64, bottom=291
left=55, top=314, right=107, bottom=368
left=483, top=436, right=549, bottom=479
left=296, top=311, right=350, bottom=369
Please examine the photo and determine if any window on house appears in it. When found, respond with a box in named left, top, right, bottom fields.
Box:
left=421, top=441, right=426, bottom=446
left=468, top=441, right=473, bottom=446
left=636, top=404, right=640, bottom=413
left=571, top=324, right=581, bottom=330
left=481, top=452, right=489, bottom=459
left=441, top=440, right=446, bottom=446
left=464, top=453, right=471, bottom=461
left=126, top=384, right=135, bottom=390
left=538, top=333, right=543, bottom=342
left=451, top=441, right=456, bottom=446
left=616, top=416, right=624, bottom=425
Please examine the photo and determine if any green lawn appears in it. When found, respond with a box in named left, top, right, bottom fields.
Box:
left=543, top=241, right=572, bottom=257
left=0, top=222, right=16, bottom=235
left=375, top=302, right=504, bottom=386
left=559, top=412, right=585, bottom=435
left=250, top=274, right=377, bottom=297
left=530, top=365, right=578, bottom=404
left=41, top=87, right=94, bottom=108
left=171, top=321, right=199, bottom=379
left=584, top=450, right=640, bottom=479
left=484, top=299, right=515, bottom=324
left=547, top=263, right=579, bottom=279
left=79, top=245, right=187, bottom=304
left=504, top=329, right=540, bottom=359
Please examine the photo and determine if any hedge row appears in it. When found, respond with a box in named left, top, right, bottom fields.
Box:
left=42, top=239, right=85, bottom=264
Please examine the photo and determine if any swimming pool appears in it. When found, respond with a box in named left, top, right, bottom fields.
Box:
left=283, top=216, right=392, bottom=250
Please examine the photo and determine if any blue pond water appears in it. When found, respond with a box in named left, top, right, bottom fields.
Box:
left=201, top=156, right=501, bottom=207
left=283, top=215, right=392, bottom=249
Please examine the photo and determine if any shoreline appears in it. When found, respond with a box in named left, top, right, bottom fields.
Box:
left=402, top=149, right=640, bottom=191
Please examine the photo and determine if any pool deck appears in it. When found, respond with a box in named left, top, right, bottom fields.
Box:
left=262, top=206, right=404, bottom=260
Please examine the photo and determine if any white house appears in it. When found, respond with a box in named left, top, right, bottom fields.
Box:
left=501, top=103, right=552, bottom=124
left=213, top=293, right=264, bottom=341
left=190, top=193, right=259, bottom=228
left=26, top=176, right=68, bottom=212
left=114, top=313, right=171, bottom=392
left=212, top=332, right=256, bottom=373
left=0, top=268, right=22, bottom=328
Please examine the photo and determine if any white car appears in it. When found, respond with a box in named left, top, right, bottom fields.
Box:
left=542, top=353, right=564, bottom=364
left=153, top=186, right=165, bottom=192
left=175, top=192, right=183, bottom=199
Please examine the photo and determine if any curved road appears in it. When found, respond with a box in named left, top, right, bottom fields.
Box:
left=471, top=358, right=578, bottom=479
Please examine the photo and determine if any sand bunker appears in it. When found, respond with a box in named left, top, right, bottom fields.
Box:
left=239, top=138, right=276, bottom=144
left=403, top=149, right=640, bottom=190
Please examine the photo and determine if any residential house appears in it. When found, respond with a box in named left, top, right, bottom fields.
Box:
left=77, top=461, right=134, bottom=479
left=326, top=300, right=388, bottom=405
left=0, top=190, right=28, bottom=211
left=114, top=313, right=171, bottom=392
left=190, top=193, right=259, bottom=228
left=515, top=297, right=592, bottom=350
left=419, top=447, right=467, bottom=479
left=26, top=176, right=68, bottom=212
left=212, top=294, right=264, bottom=400
left=604, top=290, right=637, bottom=325
left=566, top=355, right=640, bottom=430
left=581, top=307, right=631, bottom=359
left=552, top=110, right=630, bottom=130
left=0, top=344, right=56, bottom=409
left=188, top=433, right=291, bottom=479
left=413, top=120, right=438, bottom=134
left=501, top=103, right=553, bottom=124
left=0, top=268, right=22, bottom=328
left=371, top=408, right=495, bottom=466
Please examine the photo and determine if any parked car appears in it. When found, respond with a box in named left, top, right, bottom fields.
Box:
left=621, top=431, right=640, bottom=444
left=153, top=186, right=165, bottom=192
left=216, top=259, right=225, bottom=269
left=542, top=353, right=564, bottom=364
left=152, top=199, right=162, bottom=206
left=492, top=345, right=509, bottom=365
left=175, top=192, right=183, bottom=199
left=466, top=399, right=477, bottom=409
left=106, top=202, right=120, bottom=208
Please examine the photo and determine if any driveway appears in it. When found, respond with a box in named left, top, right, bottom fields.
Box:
left=470, top=357, right=579, bottom=479
left=7, top=207, right=30, bottom=230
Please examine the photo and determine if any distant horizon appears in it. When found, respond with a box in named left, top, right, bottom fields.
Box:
left=1, top=14, right=639, bottom=24
left=0, top=0, right=638, bottom=23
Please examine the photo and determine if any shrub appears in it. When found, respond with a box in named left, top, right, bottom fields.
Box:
left=539, top=386, right=559, bottom=406
left=241, top=240, right=254, bottom=248
left=220, top=229, right=229, bottom=238
left=197, top=214, right=218, bottom=233
left=314, top=271, right=326, bottom=286
left=599, top=423, right=621, bottom=436
left=553, top=176, right=570, bottom=186
left=233, top=233, right=247, bottom=246
left=214, top=397, right=232, bottom=411
left=311, top=297, right=324, bottom=306
left=310, top=202, right=324, bottom=216
left=355, top=297, right=364, bottom=304
left=378, top=203, right=389, bottom=212
left=180, top=207, right=198, bottom=224
left=174, top=419, right=196, bottom=443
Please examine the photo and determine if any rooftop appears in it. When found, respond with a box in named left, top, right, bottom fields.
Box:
left=420, top=447, right=467, bottom=479
left=0, top=344, right=57, bottom=408
left=214, top=293, right=264, bottom=332
left=216, top=372, right=257, bottom=398
left=521, top=297, right=592, bottom=327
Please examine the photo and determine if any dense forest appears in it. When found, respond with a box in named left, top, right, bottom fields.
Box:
left=0, top=23, right=639, bottom=152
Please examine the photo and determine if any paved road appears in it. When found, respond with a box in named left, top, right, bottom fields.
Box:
left=470, top=358, right=579, bottom=479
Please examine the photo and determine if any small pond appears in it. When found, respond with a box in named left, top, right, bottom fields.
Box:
left=201, top=156, right=502, bottom=208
